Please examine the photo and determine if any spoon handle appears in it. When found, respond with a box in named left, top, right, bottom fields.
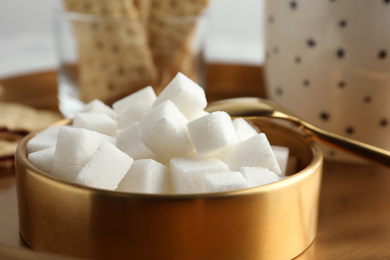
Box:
left=296, top=118, right=390, bottom=167
left=206, top=97, right=390, bottom=167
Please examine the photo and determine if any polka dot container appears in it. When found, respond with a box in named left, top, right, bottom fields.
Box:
left=265, top=0, right=390, bottom=162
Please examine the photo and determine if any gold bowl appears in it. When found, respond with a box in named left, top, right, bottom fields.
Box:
left=15, top=118, right=322, bottom=260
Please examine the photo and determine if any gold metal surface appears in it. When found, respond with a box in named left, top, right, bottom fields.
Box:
left=206, top=97, right=390, bottom=167
left=15, top=118, right=322, bottom=260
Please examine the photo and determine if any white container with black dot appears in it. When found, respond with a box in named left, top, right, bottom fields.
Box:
left=265, top=0, right=390, bottom=163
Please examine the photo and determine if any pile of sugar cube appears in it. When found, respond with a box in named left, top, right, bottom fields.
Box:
left=27, top=73, right=292, bottom=194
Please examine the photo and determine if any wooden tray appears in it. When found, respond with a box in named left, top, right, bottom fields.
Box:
left=1, top=68, right=390, bottom=259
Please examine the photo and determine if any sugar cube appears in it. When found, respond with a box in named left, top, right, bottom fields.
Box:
left=188, top=110, right=209, bottom=121
left=233, top=118, right=259, bottom=142
left=116, top=122, right=158, bottom=161
left=187, top=111, right=238, bottom=155
left=271, top=145, right=290, bottom=176
left=117, top=101, right=151, bottom=129
left=26, top=71, right=295, bottom=194
left=27, top=125, right=63, bottom=154
left=74, top=141, right=133, bottom=190
left=54, top=127, right=115, bottom=166
left=203, top=172, right=247, bottom=193
left=139, top=100, right=194, bottom=163
left=28, top=146, right=56, bottom=174
left=113, top=86, right=156, bottom=115
left=117, top=159, right=169, bottom=194
left=153, top=72, right=207, bottom=120
left=73, top=112, right=117, bottom=136
left=170, top=156, right=229, bottom=194
left=81, top=99, right=116, bottom=119
left=240, top=166, right=280, bottom=188
left=51, top=160, right=83, bottom=182
left=221, top=133, right=281, bottom=174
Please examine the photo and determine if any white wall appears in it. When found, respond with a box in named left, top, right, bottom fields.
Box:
left=205, top=0, right=265, bottom=65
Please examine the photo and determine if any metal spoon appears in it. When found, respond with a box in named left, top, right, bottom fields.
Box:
left=206, top=97, right=390, bottom=167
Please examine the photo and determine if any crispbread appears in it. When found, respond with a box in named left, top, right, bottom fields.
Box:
left=148, top=0, right=209, bottom=89
left=0, top=130, right=27, bottom=142
left=63, top=0, right=157, bottom=104
left=61, top=0, right=209, bottom=99
left=0, top=102, right=62, bottom=133
left=133, top=0, right=151, bottom=25
left=0, top=102, right=62, bottom=168
left=0, top=139, right=20, bottom=168
left=160, top=37, right=202, bottom=88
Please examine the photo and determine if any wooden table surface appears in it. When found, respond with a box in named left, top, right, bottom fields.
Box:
left=1, top=67, right=390, bottom=259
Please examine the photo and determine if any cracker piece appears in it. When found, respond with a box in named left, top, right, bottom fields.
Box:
left=133, top=0, right=152, bottom=25
left=160, top=37, right=202, bottom=88
left=148, top=0, right=209, bottom=89
left=0, top=139, right=20, bottom=168
left=62, top=0, right=101, bottom=15
left=0, top=102, right=62, bottom=133
left=62, top=0, right=157, bottom=104
left=0, top=102, right=61, bottom=168
left=0, top=130, right=26, bottom=142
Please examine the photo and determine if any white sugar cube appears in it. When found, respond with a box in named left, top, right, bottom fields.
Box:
left=28, top=146, right=56, bottom=174
left=187, top=111, right=238, bottom=155
left=73, top=112, right=117, bottom=136
left=221, top=133, right=281, bottom=174
left=233, top=118, right=259, bottom=142
left=240, top=166, right=280, bottom=188
left=54, top=127, right=115, bottom=166
left=113, top=86, right=156, bottom=115
left=51, top=160, right=83, bottom=182
left=116, top=122, right=158, bottom=161
left=117, top=159, right=169, bottom=194
left=170, top=156, right=229, bottom=194
left=74, top=141, right=133, bottom=190
left=117, top=101, right=151, bottom=129
left=203, top=172, right=247, bottom=193
left=271, top=145, right=290, bottom=176
left=153, top=72, right=207, bottom=120
left=81, top=99, right=116, bottom=119
left=188, top=110, right=209, bottom=121
left=27, top=125, right=63, bottom=154
left=139, top=100, right=194, bottom=163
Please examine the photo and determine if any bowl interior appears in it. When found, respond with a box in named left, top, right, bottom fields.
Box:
left=17, top=117, right=317, bottom=196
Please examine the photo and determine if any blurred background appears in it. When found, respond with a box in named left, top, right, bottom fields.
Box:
left=0, top=0, right=265, bottom=78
